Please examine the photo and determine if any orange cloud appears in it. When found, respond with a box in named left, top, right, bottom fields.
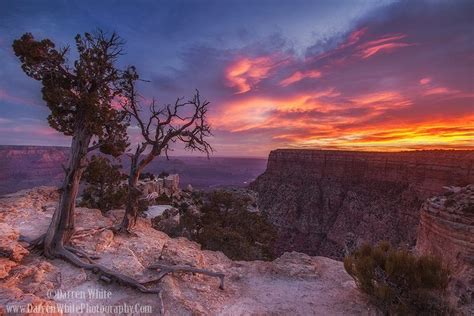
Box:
left=212, top=89, right=340, bottom=131
left=212, top=84, right=473, bottom=152
left=272, top=117, right=474, bottom=151
left=349, top=91, right=412, bottom=110
left=225, top=56, right=277, bottom=94
left=279, top=70, right=322, bottom=87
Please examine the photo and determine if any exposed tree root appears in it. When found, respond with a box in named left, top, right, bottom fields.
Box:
left=19, top=233, right=45, bottom=250
left=56, top=246, right=161, bottom=294
left=111, top=224, right=139, bottom=237
left=64, top=245, right=100, bottom=263
left=148, top=263, right=225, bottom=290
left=72, top=226, right=111, bottom=236
left=19, top=233, right=224, bottom=316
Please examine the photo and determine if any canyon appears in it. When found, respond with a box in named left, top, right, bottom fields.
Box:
left=0, top=148, right=473, bottom=314
left=251, top=149, right=474, bottom=259
left=0, top=145, right=266, bottom=195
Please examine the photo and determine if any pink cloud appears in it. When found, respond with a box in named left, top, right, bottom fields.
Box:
left=423, top=86, right=458, bottom=95
left=0, top=89, right=39, bottom=107
left=419, top=77, right=431, bottom=85
left=279, top=70, right=322, bottom=87
left=358, top=34, right=415, bottom=59
left=344, top=27, right=368, bottom=47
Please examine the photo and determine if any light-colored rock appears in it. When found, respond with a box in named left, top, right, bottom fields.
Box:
left=0, top=258, right=18, bottom=279
left=0, top=223, right=29, bottom=262
left=145, top=204, right=173, bottom=218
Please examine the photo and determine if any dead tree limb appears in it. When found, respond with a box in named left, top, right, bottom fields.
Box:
left=71, top=226, right=112, bottom=239
left=147, top=263, right=225, bottom=290
left=19, top=233, right=46, bottom=250
left=117, top=67, right=213, bottom=232
left=64, top=245, right=100, bottom=262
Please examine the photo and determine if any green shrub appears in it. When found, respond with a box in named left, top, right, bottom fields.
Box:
left=80, top=155, right=127, bottom=213
left=139, top=172, right=155, bottom=180
left=462, top=203, right=474, bottom=214
left=158, top=171, right=169, bottom=179
left=344, top=242, right=451, bottom=315
left=177, top=190, right=277, bottom=261
left=155, top=193, right=172, bottom=205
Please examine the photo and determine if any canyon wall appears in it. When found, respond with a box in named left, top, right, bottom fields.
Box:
left=416, top=185, right=473, bottom=312
left=251, top=149, right=474, bottom=259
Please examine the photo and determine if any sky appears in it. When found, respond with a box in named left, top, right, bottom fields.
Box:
left=0, top=0, right=473, bottom=157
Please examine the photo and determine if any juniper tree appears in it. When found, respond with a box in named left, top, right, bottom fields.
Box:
left=11, top=31, right=164, bottom=292
left=118, top=67, right=213, bottom=232
left=13, top=31, right=130, bottom=254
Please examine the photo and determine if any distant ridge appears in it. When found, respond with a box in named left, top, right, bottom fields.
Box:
left=0, top=145, right=266, bottom=195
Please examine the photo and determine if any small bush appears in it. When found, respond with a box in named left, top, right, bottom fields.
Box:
left=80, top=155, right=127, bottom=213
left=444, top=198, right=456, bottom=207
left=462, top=203, right=474, bottom=214
left=158, top=171, right=169, bottom=179
left=344, top=242, right=451, bottom=315
left=155, top=193, right=172, bottom=205
left=174, top=190, right=277, bottom=261
left=139, top=172, right=155, bottom=181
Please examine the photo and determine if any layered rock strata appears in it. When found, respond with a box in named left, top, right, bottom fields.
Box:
left=251, top=149, right=474, bottom=259
left=416, top=185, right=474, bottom=313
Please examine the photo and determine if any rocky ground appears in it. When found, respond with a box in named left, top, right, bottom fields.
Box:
left=0, top=187, right=376, bottom=315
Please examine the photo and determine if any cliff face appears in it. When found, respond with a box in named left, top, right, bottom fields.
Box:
left=251, top=149, right=474, bottom=259
left=416, top=185, right=473, bottom=312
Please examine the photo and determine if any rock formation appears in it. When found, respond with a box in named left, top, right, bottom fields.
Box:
left=251, top=149, right=474, bottom=259
left=0, top=187, right=374, bottom=315
left=140, top=174, right=181, bottom=198
left=416, top=185, right=474, bottom=313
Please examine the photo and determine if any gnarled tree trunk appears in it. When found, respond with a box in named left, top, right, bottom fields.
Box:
left=44, top=127, right=91, bottom=257
left=120, top=165, right=140, bottom=231
left=119, top=148, right=157, bottom=232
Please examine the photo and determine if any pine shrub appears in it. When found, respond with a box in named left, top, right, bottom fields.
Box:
left=344, top=241, right=451, bottom=315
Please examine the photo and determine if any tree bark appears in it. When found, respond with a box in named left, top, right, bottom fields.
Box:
left=44, top=127, right=91, bottom=257
left=120, top=149, right=157, bottom=231
left=120, top=165, right=140, bottom=231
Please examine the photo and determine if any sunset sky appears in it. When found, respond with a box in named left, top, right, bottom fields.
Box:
left=0, top=0, right=473, bottom=157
